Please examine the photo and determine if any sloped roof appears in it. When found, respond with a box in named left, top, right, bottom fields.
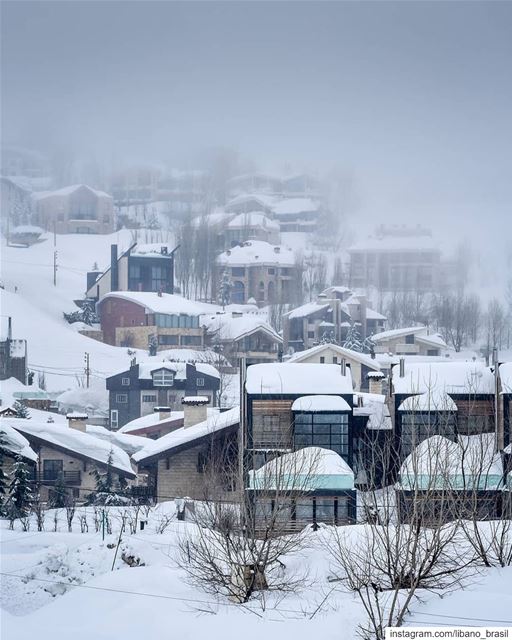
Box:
left=246, top=363, right=353, bottom=395
left=216, top=240, right=295, bottom=267
left=392, top=361, right=495, bottom=396
left=287, top=343, right=381, bottom=371
left=0, top=422, right=38, bottom=462
left=33, top=184, right=112, bottom=200
left=398, top=390, right=458, bottom=412
left=99, top=291, right=218, bottom=316
left=134, top=406, right=240, bottom=463
left=292, top=395, right=351, bottom=412
left=5, top=419, right=135, bottom=476
left=203, top=313, right=282, bottom=343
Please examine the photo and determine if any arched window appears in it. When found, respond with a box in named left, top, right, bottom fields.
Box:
left=258, top=281, right=265, bottom=302
left=232, top=280, right=245, bottom=304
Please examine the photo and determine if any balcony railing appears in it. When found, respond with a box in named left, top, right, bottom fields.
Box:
left=31, top=470, right=82, bottom=485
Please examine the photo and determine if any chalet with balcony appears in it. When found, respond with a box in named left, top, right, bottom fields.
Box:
left=203, top=312, right=283, bottom=365
left=371, top=326, right=447, bottom=357
left=106, top=361, right=220, bottom=428
left=6, top=415, right=135, bottom=502
left=286, top=343, right=381, bottom=392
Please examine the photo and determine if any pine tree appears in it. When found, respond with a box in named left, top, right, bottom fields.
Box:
left=343, top=323, right=364, bottom=353
left=12, top=399, right=30, bottom=419
left=0, top=430, right=9, bottom=511
left=362, top=333, right=376, bottom=356
left=148, top=334, right=158, bottom=357
left=49, top=475, right=69, bottom=508
left=7, top=456, right=34, bottom=518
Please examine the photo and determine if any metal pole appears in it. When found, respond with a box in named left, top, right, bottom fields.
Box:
left=84, top=352, right=90, bottom=388
left=102, top=509, right=106, bottom=541
left=53, top=250, right=57, bottom=286
left=493, top=347, right=501, bottom=451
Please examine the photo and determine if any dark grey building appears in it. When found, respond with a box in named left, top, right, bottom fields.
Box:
left=0, top=317, right=27, bottom=385
left=106, top=361, right=220, bottom=429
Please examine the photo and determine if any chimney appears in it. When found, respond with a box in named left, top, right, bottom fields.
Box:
left=274, top=246, right=281, bottom=253
left=110, top=244, right=119, bottom=291
left=181, top=396, right=209, bottom=428
left=154, top=406, right=171, bottom=421
left=399, top=357, right=405, bottom=378
left=66, top=412, right=88, bottom=432
left=340, top=358, right=346, bottom=377
left=368, top=371, right=385, bottom=395
left=7, top=316, right=12, bottom=341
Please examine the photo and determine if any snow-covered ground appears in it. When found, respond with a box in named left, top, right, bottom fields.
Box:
left=2, top=506, right=512, bottom=639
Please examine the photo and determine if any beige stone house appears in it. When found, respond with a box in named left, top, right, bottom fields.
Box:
left=32, top=184, right=114, bottom=234
left=133, top=403, right=240, bottom=502
left=6, top=414, right=136, bottom=502
left=371, top=326, right=448, bottom=356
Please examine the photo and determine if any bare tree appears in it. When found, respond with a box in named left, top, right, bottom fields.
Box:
left=176, top=445, right=323, bottom=606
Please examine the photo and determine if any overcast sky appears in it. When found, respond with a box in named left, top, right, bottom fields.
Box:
left=2, top=1, right=511, bottom=231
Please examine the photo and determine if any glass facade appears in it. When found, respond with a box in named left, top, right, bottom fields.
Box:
left=401, top=412, right=456, bottom=456
left=293, top=412, right=349, bottom=460
left=155, top=313, right=199, bottom=328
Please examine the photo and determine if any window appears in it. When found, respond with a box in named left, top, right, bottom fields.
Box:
left=196, top=377, right=205, bottom=387
left=401, top=413, right=456, bottom=456
left=142, top=394, right=157, bottom=403
left=294, top=412, right=350, bottom=460
left=121, top=377, right=130, bottom=386
left=231, top=267, right=245, bottom=277
left=232, top=280, right=245, bottom=304
left=152, top=369, right=174, bottom=386
left=320, top=356, right=325, bottom=363
left=110, top=410, right=118, bottom=429
left=43, top=459, right=63, bottom=481
left=268, top=268, right=275, bottom=275
left=308, top=331, right=315, bottom=338
left=116, top=393, right=128, bottom=403
left=405, top=334, right=415, bottom=345
left=332, top=357, right=338, bottom=364
left=181, top=335, right=202, bottom=346
left=316, top=498, right=335, bottom=523
left=427, top=349, right=438, bottom=356
left=158, top=335, right=179, bottom=345
left=197, top=452, right=208, bottom=473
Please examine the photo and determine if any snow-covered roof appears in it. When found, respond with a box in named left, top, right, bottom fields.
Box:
left=33, top=184, right=112, bottom=200
left=226, top=212, right=280, bottom=231
left=365, top=307, right=387, bottom=321
left=225, top=193, right=278, bottom=211
left=393, top=361, right=495, bottom=396
left=99, top=291, right=218, bottom=316
left=85, top=425, right=148, bottom=456
left=287, top=343, right=381, bottom=371
left=499, top=362, right=512, bottom=394
left=248, top=447, right=354, bottom=491
left=134, top=406, right=240, bottom=463
left=5, top=420, right=135, bottom=476
left=129, top=243, right=176, bottom=258
left=10, top=225, right=45, bottom=235
left=135, top=360, right=220, bottom=381
left=399, top=434, right=503, bottom=490
left=216, top=241, right=295, bottom=267
left=181, top=396, right=209, bottom=404
left=0, top=422, right=38, bottom=462
left=118, top=411, right=184, bottom=434
left=292, top=395, right=351, bottom=412
left=272, top=198, right=320, bottom=216
left=246, top=363, right=353, bottom=395
left=398, top=390, right=458, bottom=412
left=371, top=325, right=429, bottom=343
left=202, top=313, right=282, bottom=343
left=287, top=301, right=331, bottom=320
left=352, top=393, right=393, bottom=430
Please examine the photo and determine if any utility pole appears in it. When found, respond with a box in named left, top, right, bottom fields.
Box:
left=53, top=250, right=58, bottom=286
left=84, top=352, right=90, bottom=388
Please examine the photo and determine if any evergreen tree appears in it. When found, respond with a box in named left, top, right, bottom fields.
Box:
left=12, top=399, right=30, bottom=419
left=343, top=323, right=364, bottom=353
left=0, top=430, right=9, bottom=511
left=320, top=329, right=338, bottom=345
left=362, top=333, right=376, bottom=356
left=86, top=449, right=129, bottom=505
left=48, top=475, right=69, bottom=508
left=7, top=456, right=34, bottom=518
left=148, top=334, right=158, bottom=357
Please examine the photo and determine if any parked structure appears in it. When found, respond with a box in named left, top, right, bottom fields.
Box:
left=32, top=184, right=114, bottom=234
left=106, top=361, right=220, bottom=428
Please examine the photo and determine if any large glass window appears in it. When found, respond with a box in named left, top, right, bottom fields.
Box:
left=401, top=412, right=456, bottom=456
left=152, top=369, right=174, bottom=386
left=43, top=459, right=63, bottom=481
left=293, top=412, right=349, bottom=459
